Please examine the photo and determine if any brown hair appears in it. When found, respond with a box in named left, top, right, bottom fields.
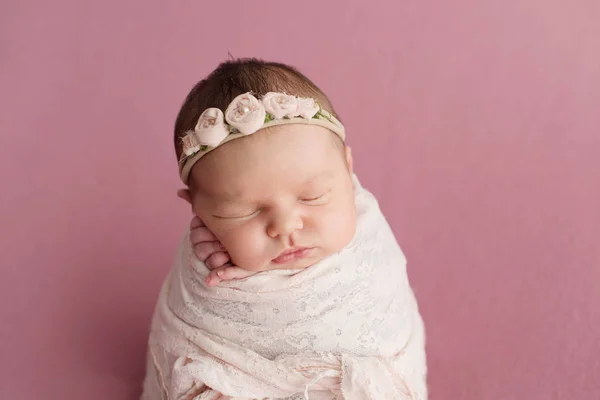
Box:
left=173, top=58, right=340, bottom=161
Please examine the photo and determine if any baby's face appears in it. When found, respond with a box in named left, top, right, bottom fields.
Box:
left=188, top=124, right=356, bottom=272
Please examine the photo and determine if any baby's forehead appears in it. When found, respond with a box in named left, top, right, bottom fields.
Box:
left=189, top=124, right=345, bottom=190
left=252, top=123, right=341, bottom=147
left=213, top=124, right=340, bottom=161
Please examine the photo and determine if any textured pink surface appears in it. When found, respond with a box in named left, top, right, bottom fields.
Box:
left=1, top=1, right=599, bottom=399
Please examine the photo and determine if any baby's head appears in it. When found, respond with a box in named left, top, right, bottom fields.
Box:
left=174, top=59, right=356, bottom=272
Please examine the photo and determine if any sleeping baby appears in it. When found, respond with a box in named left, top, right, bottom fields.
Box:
left=141, top=58, right=427, bottom=400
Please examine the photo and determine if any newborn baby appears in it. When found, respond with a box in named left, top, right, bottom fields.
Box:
left=181, top=119, right=356, bottom=288
left=142, top=58, right=427, bottom=399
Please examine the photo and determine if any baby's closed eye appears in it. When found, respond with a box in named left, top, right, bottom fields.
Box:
left=299, top=189, right=331, bottom=205
left=213, top=208, right=261, bottom=220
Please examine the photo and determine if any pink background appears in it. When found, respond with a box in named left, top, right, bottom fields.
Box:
left=1, top=1, right=599, bottom=398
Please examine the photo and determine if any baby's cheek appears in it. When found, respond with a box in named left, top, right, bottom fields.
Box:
left=220, top=225, right=270, bottom=271
left=320, top=206, right=357, bottom=251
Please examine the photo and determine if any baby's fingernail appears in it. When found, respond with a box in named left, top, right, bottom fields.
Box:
left=217, top=271, right=224, bottom=277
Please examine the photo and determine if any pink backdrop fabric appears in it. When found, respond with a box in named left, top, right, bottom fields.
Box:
left=1, top=1, right=599, bottom=399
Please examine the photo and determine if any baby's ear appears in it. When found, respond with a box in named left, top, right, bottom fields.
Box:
left=345, top=145, right=354, bottom=173
left=177, top=189, right=193, bottom=205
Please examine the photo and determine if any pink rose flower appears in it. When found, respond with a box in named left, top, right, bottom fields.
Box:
left=262, top=92, right=299, bottom=119
left=195, top=108, right=229, bottom=147
left=181, top=132, right=200, bottom=156
left=296, top=97, right=320, bottom=119
left=225, top=93, right=266, bottom=135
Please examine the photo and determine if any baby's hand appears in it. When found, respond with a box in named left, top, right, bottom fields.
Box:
left=205, top=264, right=256, bottom=287
left=189, top=216, right=255, bottom=286
left=190, top=216, right=230, bottom=269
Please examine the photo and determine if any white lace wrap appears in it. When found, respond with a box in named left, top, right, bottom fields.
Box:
left=142, top=178, right=427, bottom=399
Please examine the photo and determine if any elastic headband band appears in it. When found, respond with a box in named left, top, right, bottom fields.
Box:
left=178, top=92, right=345, bottom=184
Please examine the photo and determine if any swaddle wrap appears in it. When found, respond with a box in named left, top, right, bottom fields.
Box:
left=142, top=177, right=427, bottom=400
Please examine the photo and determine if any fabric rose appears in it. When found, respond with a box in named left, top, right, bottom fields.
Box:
left=181, top=132, right=200, bottom=156
left=225, top=93, right=266, bottom=135
left=296, top=97, right=320, bottom=119
left=194, top=108, right=229, bottom=147
left=262, top=92, right=299, bottom=119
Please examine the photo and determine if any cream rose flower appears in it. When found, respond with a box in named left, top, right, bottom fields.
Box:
left=225, top=93, right=266, bottom=135
left=262, top=92, right=299, bottom=119
left=194, top=108, right=229, bottom=147
left=181, top=132, right=200, bottom=156
left=296, top=97, right=320, bottom=119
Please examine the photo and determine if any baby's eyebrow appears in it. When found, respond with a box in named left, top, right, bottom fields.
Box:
left=200, top=188, right=245, bottom=203
left=304, top=171, right=335, bottom=185
left=214, top=194, right=248, bottom=204
left=205, top=172, right=335, bottom=204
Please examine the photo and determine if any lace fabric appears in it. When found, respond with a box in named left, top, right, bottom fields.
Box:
left=141, top=176, right=427, bottom=400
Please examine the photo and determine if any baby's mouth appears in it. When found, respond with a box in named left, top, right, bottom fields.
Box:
left=272, top=247, right=313, bottom=264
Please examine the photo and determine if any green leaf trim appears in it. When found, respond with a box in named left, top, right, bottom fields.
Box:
left=313, top=107, right=334, bottom=124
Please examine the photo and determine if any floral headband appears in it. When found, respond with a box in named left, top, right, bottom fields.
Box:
left=178, top=92, right=346, bottom=184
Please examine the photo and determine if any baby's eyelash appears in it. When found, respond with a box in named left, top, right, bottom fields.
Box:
left=301, top=194, right=324, bottom=201
left=300, top=190, right=331, bottom=203
left=213, top=209, right=260, bottom=220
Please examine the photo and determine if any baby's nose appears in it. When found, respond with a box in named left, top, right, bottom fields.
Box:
left=266, top=210, right=303, bottom=238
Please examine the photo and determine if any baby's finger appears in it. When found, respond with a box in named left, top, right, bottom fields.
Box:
left=205, top=269, right=224, bottom=287
left=215, top=266, right=255, bottom=281
left=190, top=216, right=206, bottom=229
left=190, top=227, right=217, bottom=245
left=205, top=252, right=231, bottom=270
left=194, top=241, right=225, bottom=262
left=205, top=266, right=254, bottom=287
